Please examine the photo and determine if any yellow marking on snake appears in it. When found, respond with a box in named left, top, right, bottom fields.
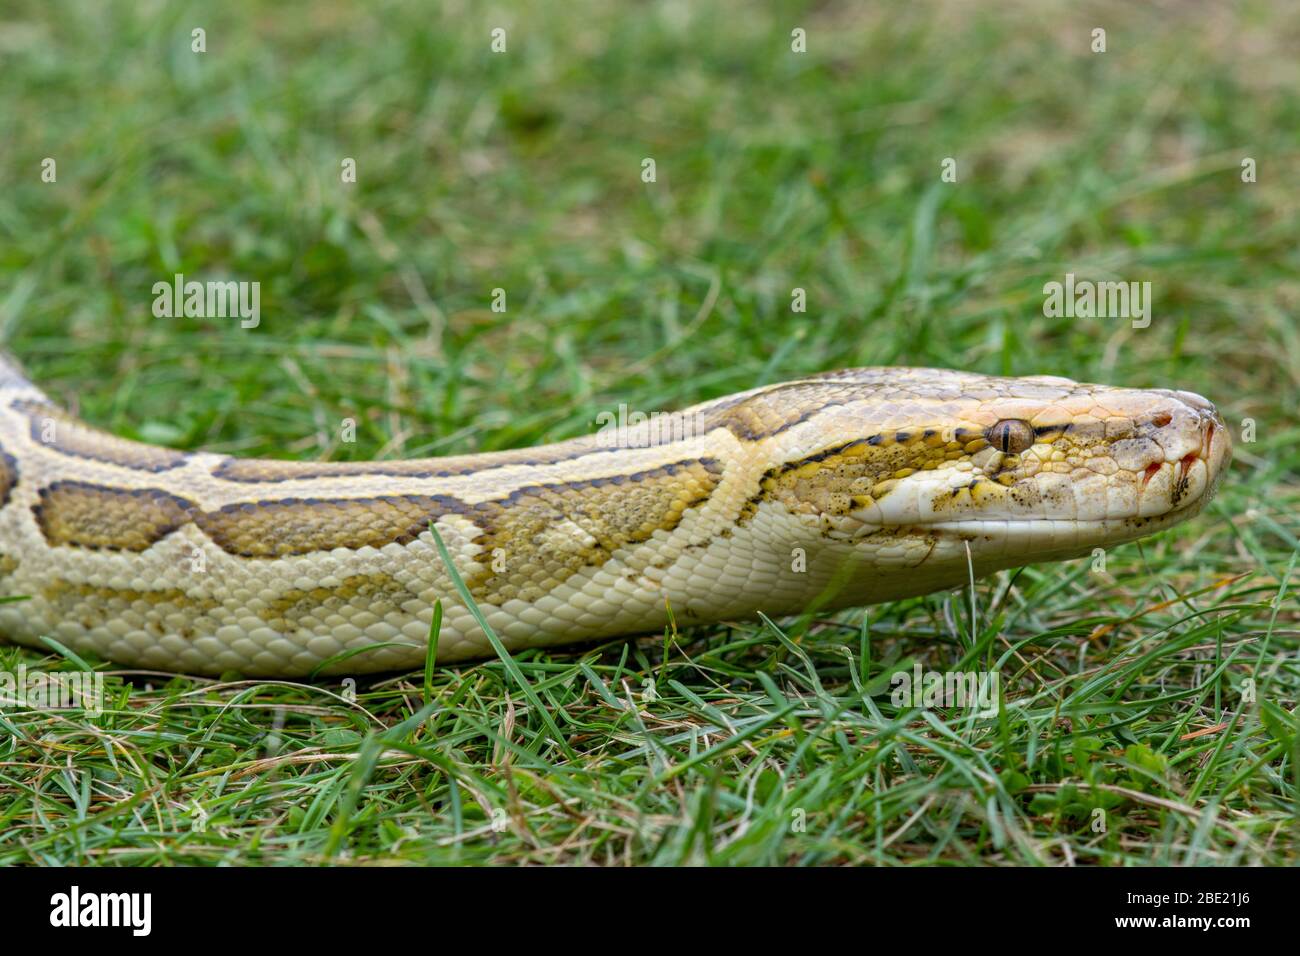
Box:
left=34, top=481, right=193, bottom=551
left=465, top=459, right=723, bottom=604
left=0, top=356, right=1231, bottom=676
left=261, top=572, right=419, bottom=632
left=194, top=494, right=465, bottom=558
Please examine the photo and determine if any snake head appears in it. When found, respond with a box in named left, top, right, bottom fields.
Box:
left=743, top=369, right=1231, bottom=574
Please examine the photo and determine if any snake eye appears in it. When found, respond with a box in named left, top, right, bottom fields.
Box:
left=987, top=419, right=1035, bottom=455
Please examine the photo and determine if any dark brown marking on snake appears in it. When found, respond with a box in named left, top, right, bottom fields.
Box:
left=214, top=458, right=450, bottom=482
left=13, top=399, right=189, bottom=473
left=32, top=479, right=474, bottom=557
left=34, top=457, right=725, bottom=588
left=33, top=481, right=195, bottom=551
left=0, top=442, right=17, bottom=508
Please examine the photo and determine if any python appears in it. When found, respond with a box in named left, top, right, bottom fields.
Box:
left=0, top=358, right=1228, bottom=676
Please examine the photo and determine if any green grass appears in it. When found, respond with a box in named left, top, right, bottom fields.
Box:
left=0, top=0, right=1297, bottom=865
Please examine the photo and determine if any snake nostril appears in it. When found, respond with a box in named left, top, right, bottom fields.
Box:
left=1151, top=412, right=1172, bottom=428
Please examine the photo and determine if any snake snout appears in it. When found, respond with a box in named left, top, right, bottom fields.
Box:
left=1141, top=391, right=1231, bottom=515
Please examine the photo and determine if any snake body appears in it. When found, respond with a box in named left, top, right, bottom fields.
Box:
left=0, top=356, right=1230, bottom=676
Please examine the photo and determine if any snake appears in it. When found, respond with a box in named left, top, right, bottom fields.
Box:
left=0, top=354, right=1230, bottom=677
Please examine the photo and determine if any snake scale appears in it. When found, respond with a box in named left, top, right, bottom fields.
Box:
left=0, top=354, right=1230, bottom=677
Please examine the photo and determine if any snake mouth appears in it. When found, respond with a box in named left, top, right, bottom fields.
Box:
left=916, top=450, right=1225, bottom=537
left=923, top=507, right=1202, bottom=540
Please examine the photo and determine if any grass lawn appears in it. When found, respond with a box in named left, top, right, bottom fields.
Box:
left=0, top=0, right=1296, bottom=865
